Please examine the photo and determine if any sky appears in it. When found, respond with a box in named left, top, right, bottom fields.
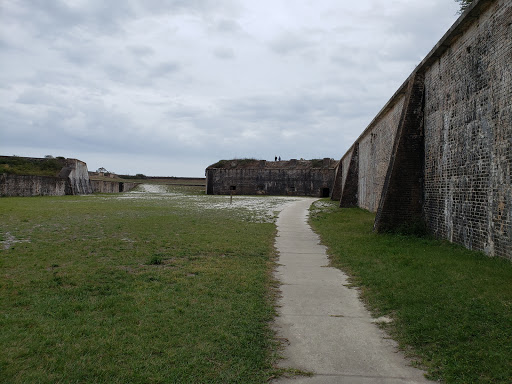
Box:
left=1, top=0, right=461, bottom=177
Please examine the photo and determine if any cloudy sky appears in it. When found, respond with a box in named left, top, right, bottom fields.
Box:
left=1, top=0, right=461, bottom=177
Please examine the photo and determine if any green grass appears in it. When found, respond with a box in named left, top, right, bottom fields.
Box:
left=0, top=187, right=284, bottom=383
left=207, top=158, right=259, bottom=169
left=0, top=156, right=65, bottom=177
left=310, top=202, right=512, bottom=384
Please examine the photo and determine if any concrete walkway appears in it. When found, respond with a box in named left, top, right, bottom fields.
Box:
left=272, top=198, right=429, bottom=384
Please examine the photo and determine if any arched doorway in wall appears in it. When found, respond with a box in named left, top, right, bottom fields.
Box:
left=322, top=188, right=330, bottom=197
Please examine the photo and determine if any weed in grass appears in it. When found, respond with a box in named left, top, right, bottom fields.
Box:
left=310, top=201, right=512, bottom=384
left=147, top=255, right=163, bottom=265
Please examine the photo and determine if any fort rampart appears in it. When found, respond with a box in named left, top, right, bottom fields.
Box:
left=1, top=158, right=93, bottom=197
left=334, top=0, right=511, bottom=258
left=206, top=159, right=337, bottom=197
left=90, top=180, right=138, bottom=194
left=0, top=174, right=68, bottom=197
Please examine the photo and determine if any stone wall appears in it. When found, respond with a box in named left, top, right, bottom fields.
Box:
left=339, top=150, right=352, bottom=200
left=0, top=157, right=93, bottom=197
left=206, top=159, right=337, bottom=197
left=336, top=0, right=511, bottom=259
left=58, top=159, right=93, bottom=195
left=0, top=174, right=67, bottom=197
left=358, top=95, right=405, bottom=212
left=422, top=0, right=511, bottom=258
left=330, top=161, right=343, bottom=201
left=90, top=180, right=138, bottom=193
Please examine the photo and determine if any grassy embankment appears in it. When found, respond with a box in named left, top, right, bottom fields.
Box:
left=310, top=201, right=512, bottom=384
left=0, top=156, right=65, bottom=177
left=0, top=186, right=283, bottom=383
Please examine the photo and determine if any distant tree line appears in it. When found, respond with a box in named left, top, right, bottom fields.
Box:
left=118, top=174, right=147, bottom=179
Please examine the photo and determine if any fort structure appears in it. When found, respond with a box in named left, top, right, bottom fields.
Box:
left=89, top=179, right=138, bottom=194
left=0, top=156, right=93, bottom=197
left=206, top=158, right=337, bottom=197
left=333, top=0, right=511, bottom=259
left=0, top=156, right=138, bottom=196
left=207, top=0, right=511, bottom=259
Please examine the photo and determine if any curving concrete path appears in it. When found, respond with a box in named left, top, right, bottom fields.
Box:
left=272, top=198, right=429, bottom=384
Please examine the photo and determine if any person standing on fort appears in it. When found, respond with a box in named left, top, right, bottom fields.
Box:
left=278, top=156, right=281, bottom=161
left=275, top=156, right=277, bottom=161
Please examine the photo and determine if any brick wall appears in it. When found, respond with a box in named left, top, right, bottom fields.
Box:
left=90, top=180, right=139, bottom=193
left=206, top=160, right=337, bottom=197
left=340, top=149, right=352, bottom=197
left=340, top=143, right=359, bottom=207
left=375, top=73, right=426, bottom=232
left=358, top=96, right=405, bottom=212
left=0, top=174, right=67, bottom=197
left=423, top=0, right=512, bottom=258
left=330, top=161, right=343, bottom=201
left=336, top=0, right=511, bottom=259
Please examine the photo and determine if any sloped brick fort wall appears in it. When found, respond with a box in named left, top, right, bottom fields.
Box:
left=206, top=159, right=337, bottom=197
left=335, top=0, right=511, bottom=259
left=1, top=157, right=93, bottom=197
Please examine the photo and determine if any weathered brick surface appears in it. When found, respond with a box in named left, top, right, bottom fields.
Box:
left=0, top=174, right=67, bottom=197
left=0, top=157, right=93, bottom=197
left=330, top=161, right=343, bottom=201
left=337, top=0, right=511, bottom=259
left=90, top=180, right=138, bottom=193
left=340, top=149, right=352, bottom=196
left=206, top=159, right=337, bottom=197
left=375, top=72, right=425, bottom=232
left=357, top=96, right=404, bottom=212
left=423, top=0, right=512, bottom=258
left=340, top=143, right=359, bottom=208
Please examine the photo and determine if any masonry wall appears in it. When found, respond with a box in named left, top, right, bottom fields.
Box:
left=358, top=96, right=405, bottom=212
left=0, top=157, right=94, bottom=197
left=58, top=159, right=93, bottom=195
left=206, top=168, right=335, bottom=197
left=91, top=180, right=138, bottom=193
left=330, top=162, right=343, bottom=201
left=340, top=150, right=352, bottom=196
left=0, top=174, right=67, bottom=197
left=337, top=0, right=511, bottom=259
left=423, top=0, right=512, bottom=258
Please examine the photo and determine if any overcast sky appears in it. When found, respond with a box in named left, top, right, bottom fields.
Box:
left=1, top=0, right=461, bottom=177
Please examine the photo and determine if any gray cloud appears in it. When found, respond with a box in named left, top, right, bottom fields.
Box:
left=211, top=19, right=244, bottom=34
left=213, top=46, right=236, bottom=60
left=269, top=31, right=316, bottom=56
left=128, top=45, right=155, bottom=57
left=149, top=62, right=181, bottom=78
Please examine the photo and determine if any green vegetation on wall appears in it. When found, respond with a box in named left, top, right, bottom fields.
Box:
left=208, top=158, right=259, bottom=169
left=0, top=156, right=65, bottom=177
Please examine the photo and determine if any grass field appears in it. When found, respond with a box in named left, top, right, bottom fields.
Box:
left=3, top=190, right=510, bottom=383
left=310, top=201, right=512, bottom=384
left=0, top=185, right=298, bottom=383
